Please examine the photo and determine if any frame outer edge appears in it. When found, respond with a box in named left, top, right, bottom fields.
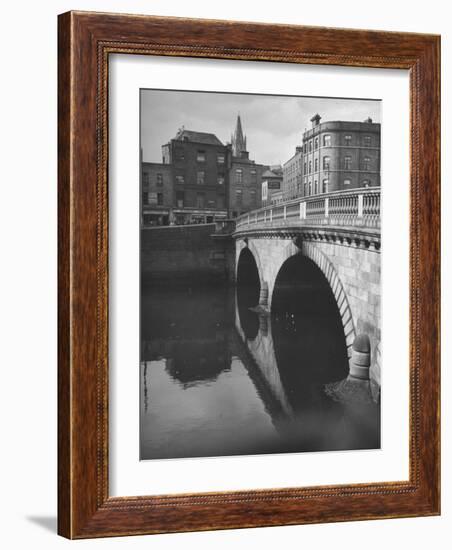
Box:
left=421, top=36, right=441, bottom=515
left=57, top=11, right=73, bottom=539
left=57, top=10, right=441, bottom=538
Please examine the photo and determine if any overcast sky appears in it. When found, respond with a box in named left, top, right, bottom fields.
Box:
left=141, top=89, right=381, bottom=166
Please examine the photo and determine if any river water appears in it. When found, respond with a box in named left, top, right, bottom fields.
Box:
left=140, top=284, right=380, bottom=460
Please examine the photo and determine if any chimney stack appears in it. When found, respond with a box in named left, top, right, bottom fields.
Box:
left=310, top=113, right=321, bottom=128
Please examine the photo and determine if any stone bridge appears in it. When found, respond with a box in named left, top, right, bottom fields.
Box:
left=233, top=187, right=381, bottom=385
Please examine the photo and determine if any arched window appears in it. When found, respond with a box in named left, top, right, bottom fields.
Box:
left=315, top=137, right=319, bottom=150
left=323, top=156, right=330, bottom=170
left=344, top=156, right=352, bottom=170
left=322, top=179, right=329, bottom=193
left=314, top=180, right=318, bottom=194
left=323, top=134, right=331, bottom=147
left=308, top=181, right=312, bottom=195
left=314, top=158, right=318, bottom=172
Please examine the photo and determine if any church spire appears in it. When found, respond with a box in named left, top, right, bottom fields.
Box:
left=232, top=114, right=247, bottom=157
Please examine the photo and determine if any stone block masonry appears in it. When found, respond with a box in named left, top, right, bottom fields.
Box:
left=236, top=236, right=381, bottom=386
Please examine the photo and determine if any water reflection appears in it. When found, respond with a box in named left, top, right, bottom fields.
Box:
left=141, top=280, right=380, bottom=460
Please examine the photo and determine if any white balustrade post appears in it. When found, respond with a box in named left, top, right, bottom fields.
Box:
left=283, top=205, right=287, bottom=220
left=270, top=209, right=273, bottom=223
left=264, top=210, right=267, bottom=223
left=299, top=201, right=306, bottom=220
left=325, top=197, right=329, bottom=218
left=358, top=194, right=364, bottom=218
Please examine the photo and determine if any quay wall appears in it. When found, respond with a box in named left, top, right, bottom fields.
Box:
left=141, top=224, right=235, bottom=284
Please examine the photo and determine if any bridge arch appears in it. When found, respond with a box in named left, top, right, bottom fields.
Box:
left=259, top=239, right=357, bottom=359
left=236, top=239, right=265, bottom=287
left=271, top=245, right=356, bottom=361
left=296, top=241, right=356, bottom=357
left=236, top=246, right=261, bottom=340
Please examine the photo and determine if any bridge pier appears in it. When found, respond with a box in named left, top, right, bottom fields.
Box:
left=325, top=334, right=379, bottom=404
left=258, top=281, right=269, bottom=308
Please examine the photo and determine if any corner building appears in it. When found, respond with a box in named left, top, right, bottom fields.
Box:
left=301, top=114, right=381, bottom=197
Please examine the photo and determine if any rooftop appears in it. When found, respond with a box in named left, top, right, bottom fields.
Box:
left=173, top=128, right=224, bottom=146
left=262, top=169, right=282, bottom=179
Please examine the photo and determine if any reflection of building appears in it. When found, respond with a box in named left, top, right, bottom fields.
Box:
left=282, top=146, right=303, bottom=200
left=229, top=115, right=269, bottom=218
left=261, top=168, right=283, bottom=206
left=141, top=162, right=173, bottom=226
left=300, top=114, right=381, bottom=197
left=161, top=128, right=229, bottom=225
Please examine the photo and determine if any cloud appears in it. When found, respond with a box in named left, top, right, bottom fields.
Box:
left=141, top=89, right=381, bottom=165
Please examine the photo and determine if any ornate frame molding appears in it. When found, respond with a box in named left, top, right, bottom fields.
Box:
left=58, top=11, right=440, bottom=538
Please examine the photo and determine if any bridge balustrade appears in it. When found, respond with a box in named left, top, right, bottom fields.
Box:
left=235, top=188, right=380, bottom=231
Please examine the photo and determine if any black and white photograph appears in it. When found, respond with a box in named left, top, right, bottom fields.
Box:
left=140, top=89, right=382, bottom=460
left=1, top=0, right=445, bottom=546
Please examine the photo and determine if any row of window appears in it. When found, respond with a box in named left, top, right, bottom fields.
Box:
left=142, top=191, right=164, bottom=206
left=302, top=178, right=372, bottom=196
left=173, top=169, right=257, bottom=185
left=142, top=173, right=164, bottom=186
left=303, top=155, right=374, bottom=174
left=143, top=189, right=233, bottom=209
left=235, top=168, right=257, bottom=184
left=304, top=134, right=374, bottom=152
left=284, top=160, right=302, bottom=175
left=174, top=172, right=225, bottom=185
left=173, top=150, right=226, bottom=164
left=176, top=191, right=256, bottom=208
left=193, top=151, right=226, bottom=164
left=234, top=189, right=257, bottom=206
left=175, top=191, right=226, bottom=210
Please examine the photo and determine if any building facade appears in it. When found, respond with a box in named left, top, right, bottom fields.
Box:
left=282, top=146, right=303, bottom=200
left=300, top=114, right=381, bottom=197
left=228, top=115, right=269, bottom=217
left=160, top=128, right=230, bottom=225
left=261, top=168, right=284, bottom=206
left=141, top=162, right=173, bottom=226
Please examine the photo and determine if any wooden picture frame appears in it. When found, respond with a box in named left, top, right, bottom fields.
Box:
left=58, top=11, right=440, bottom=539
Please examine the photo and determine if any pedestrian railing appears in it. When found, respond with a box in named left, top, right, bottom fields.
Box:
left=236, top=187, right=380, bottom=231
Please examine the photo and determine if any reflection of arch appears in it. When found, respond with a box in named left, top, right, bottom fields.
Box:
left=272, top=241, right=356, bottom=358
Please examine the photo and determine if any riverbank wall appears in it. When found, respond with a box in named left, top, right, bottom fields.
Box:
left=141, top=224, right=236, bottom=285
